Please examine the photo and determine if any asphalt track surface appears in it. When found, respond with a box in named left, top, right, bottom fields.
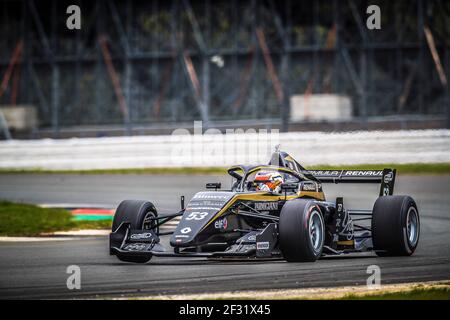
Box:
left=0, top=174, right=449, bottom=299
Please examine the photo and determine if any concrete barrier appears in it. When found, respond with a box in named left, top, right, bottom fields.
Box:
left=0, top=105, right=38, bottom=131
left=0, top=129, right=449, bottom=170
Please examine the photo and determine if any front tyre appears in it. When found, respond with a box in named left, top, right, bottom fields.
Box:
left=279, top=200, right=325, bottom=262
left=112, top=200, right=158, bottom=263
left=372, top=195, right=420, bottom=257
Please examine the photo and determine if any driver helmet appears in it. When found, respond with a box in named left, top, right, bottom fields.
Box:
left=255, top=171, right=284, bottom=193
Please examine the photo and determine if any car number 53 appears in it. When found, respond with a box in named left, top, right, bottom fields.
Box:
left=186, top=211, right=209, bottom=220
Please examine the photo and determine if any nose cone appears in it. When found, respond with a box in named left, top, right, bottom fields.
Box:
left=170, top=191, right=235, bottom=247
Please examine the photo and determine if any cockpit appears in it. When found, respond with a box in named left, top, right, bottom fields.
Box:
left=228, top=165, right=303, bottom=194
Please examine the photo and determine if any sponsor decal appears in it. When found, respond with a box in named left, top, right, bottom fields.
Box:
left=124, top=243, right=147, bottom=251
left=308, top=170, right=340, bottom=177
left=301, top=182, right=316, bottom=191
left=188, top=201, right=225, bottom=208
left=384, top=171, right=393, bottom=183
left=256, top=241, right=270, bottom=250
left=214, top=217, right=228, bottom=230
left=192, top=192, right=230, bottom=200
left=130, top=232, right=153, bottom=240
left=343, top=170, right=383, bottom=176
left=180, top=227, right=191, bottom=234
left=248, top=235, right=256, bottom=241
left=186, top=206, right=221, bottom=211
left=254, top=202, right=278, bottom=211
left=309, top=170, right=383, bottom=177
left=175, top=235, right=189, bottom=238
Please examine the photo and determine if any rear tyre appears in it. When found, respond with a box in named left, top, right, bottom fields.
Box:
left=279, top=199, right=325, bottom=262
left=372, top=195, right=420, bottom=257
left=112, top=200, right=158, bottom=263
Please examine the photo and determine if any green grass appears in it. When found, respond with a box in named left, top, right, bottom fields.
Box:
left=340, top=285, right=450, bottom=300
left=0, top=163, right=449, bottom=175
left=134, top=283, right=450, bottom=300
left=0, top=201, right=111, bottom=236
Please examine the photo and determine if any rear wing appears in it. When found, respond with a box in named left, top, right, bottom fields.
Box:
left=303, top=168, right=396, bottom=197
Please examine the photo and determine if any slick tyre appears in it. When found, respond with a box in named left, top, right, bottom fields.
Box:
left=279, top=199, right=325, bottom=262
left=112, top=200, right=158, bottom=263
left=372, top=195, right=420, bottom=257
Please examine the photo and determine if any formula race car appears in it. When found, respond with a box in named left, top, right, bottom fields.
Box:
left=109, top=151, right=420, bottom=263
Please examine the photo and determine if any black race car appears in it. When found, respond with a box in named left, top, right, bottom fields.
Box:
left=109, top=151, right=420, bottom=263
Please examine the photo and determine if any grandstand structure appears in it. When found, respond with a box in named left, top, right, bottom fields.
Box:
left=0, top=0, right=449, bottom=137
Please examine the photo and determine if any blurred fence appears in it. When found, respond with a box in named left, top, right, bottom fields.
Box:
left=0, top=130, right=449, bottom=170
left=0, top=0, right=449, bottom=135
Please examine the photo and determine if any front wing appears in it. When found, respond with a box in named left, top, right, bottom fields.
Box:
left=110, top=222, right=280, bottom=259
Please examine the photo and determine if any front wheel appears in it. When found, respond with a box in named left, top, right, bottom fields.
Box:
left=112, top=200, right=158, bottom=263
left=372, top=195, right=420, bottom=257
left=279, top=200, right=325, bottom=262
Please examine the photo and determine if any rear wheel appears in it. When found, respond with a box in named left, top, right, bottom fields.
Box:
left=372, top=195, right=420, bottom=257
left=279, top=200, right=325, bottom=262
left=112, top=200, right=158, bottom=263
